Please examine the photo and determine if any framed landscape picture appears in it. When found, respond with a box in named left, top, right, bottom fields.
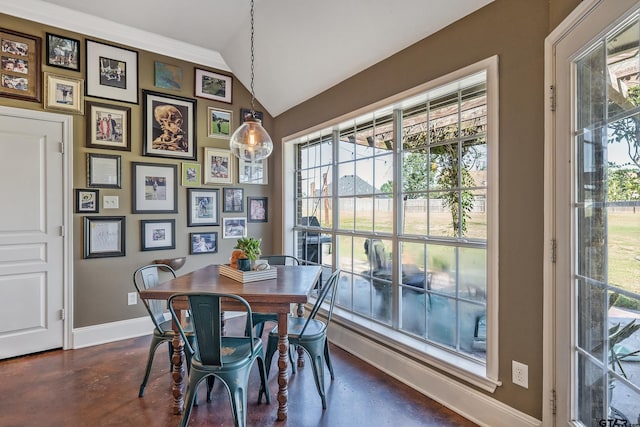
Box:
left=190, top=232, right=218, bottom=254
left=132, top=162, right=178, bottom=213
left=141, top=219, right=176, bottom=251
left=46, top=33, right=80, bottom=71
left=0, top=28, right=41, bottom=102
left=143, top=90, right=197, bottom=160
left=86, top=39, right=138, bottom=103
left=44, top=73, right=84, bottom=114
left=195, top=68, right=232, bottom=103
left=154, top=61, right=182, bottom=90
left=208, top=107, right=231, bottom=138
left=83, top=216, right=125, bottom=258
left=187, top=188, right=219, bottom=226
left=203, top=147, right=233, bottom=184
left=85, top=101, right=131, bottom=151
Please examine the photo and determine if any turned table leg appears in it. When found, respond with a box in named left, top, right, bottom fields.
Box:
left=276, top=312, right=289, bottom=420
left=171, top=310, right=185, bottom=415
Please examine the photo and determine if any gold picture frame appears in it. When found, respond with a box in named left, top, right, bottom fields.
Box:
left=44, top=72, right=84, bottom=114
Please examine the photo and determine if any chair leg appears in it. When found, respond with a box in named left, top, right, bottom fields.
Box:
left=324, top=339, right=335, bottom=380
left=219, top=371, right=250, bottom=427
left=306, top=344, right=327, bottom=409
left=288, top=344, right=297, bottom=374
left=179, top=373, right=206, bottom=427
left=139, top=336, right=166, bottom=397
left=256, top=355, right=271, bottom=405
left=263, top=335, right=278, bottom=378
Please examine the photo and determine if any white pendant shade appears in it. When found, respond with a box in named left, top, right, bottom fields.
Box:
left=229, top=117, right=273, bottom=161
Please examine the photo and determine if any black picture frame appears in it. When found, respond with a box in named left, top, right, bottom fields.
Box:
left=141, top=219, right=176, bottom=251
left=85, top=39, right=138, bottom=104
left=83, top=216, right=126, bottom=259
left=142, top=89, right=197, bottom=160
left=187, top=188, right=220, bottom=227
left=240, top=108, right=263, bottom=123
left=222, top=187, right=244, bottom=213
left=132, top=162, right=178, bottom=214
left=87, top=153, right=121, bottom=188
left=190, top=232, right=218, bottom=254
left=85, top=101, right=131, bottom=151
left=75, top=189, right=99, bottom=213
left=46, top=33, right=80, bottom=71
left=247, top=197, right=268, bottom=222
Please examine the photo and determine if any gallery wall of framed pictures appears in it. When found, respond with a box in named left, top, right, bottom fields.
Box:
left=0, top=20, right=272, bottom=262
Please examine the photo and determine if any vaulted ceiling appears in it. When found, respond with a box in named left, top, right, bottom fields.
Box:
left=2, top=0, right=493, bottom=116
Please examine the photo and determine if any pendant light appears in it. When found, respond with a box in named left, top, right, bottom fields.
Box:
left=229, top=0, right=273, bottom=161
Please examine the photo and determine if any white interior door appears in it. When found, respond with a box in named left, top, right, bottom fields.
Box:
left=0, top=108, right=67, bottom=359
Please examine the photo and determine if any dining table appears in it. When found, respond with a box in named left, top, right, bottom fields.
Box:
left=139, top=263, right=322, bottom=421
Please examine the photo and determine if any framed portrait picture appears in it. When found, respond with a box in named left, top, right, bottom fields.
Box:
left=208, top=107, right=232, bottom=139
left=195, top=68, right=232, bottom=103
left=46, top=33, right=80, bottom=71
left=238, top=158, right=268, bottom=185
left=203, top=148, right=233, bottom=184
left=187, top=188, right=219, bottom=226
left=83, top=216, right=125, bottom=259
left=132, top=162, right=178, bottom=214
left=154, top=61, right=182, bottom=90
left=85, top=39, right=138, bottom=104
left=44, top=73, right=84, bottom=114
left=87, top=153, right=121, bottom=188
left=247, top=197, right=268, bottom=223
left=240, top=108, right=263, bottom=123
left=85, top=101, right=131, bottom=151
left=75, top=189, right=99, bottom=213
left=223, top=187, right=244, bottom=213
left=190, top=232, right=218, bottom=255
left=181, top=162, right=201, bottom=187
left=0, top=28, right=41, bottom=102
left=143, top=90, right=197, bottom=160
left=222, top=217, right=247, bottom=239
left=141, top=219, right=176, bottom=251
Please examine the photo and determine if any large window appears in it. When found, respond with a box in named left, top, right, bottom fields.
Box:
left=288, top=58, right=498, bottom=378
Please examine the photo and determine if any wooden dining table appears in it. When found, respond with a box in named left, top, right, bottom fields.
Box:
left=139, top=263, right=322, bottom=421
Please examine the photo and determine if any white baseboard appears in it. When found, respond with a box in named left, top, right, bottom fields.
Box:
left=329, top=323, right=542, bottom=427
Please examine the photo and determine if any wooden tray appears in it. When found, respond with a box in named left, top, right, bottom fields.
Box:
left=219, top=264, right=277, bottom=283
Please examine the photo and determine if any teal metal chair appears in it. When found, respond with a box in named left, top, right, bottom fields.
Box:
left=260, top=269, right=341, bottom=409
left=243, top=255, right=301, bottom=338
left=169, top=292, right=271, bottom=427
left=133, top=264, right=195, bottom=398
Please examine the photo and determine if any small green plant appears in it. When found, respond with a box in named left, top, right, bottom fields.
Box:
left=234, top=237, right=262, bottom=262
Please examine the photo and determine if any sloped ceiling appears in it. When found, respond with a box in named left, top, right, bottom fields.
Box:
left=1, top=0, right=493, bottom=116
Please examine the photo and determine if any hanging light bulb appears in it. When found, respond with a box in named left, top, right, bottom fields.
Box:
left=230, top=0, right=273, bottom=161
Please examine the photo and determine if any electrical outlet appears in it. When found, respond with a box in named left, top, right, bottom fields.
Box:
left=127, top=292, right=137, bottom=305
left=103, top=196, right=119, bottom=209
left=512, top=360, right=528, bottom=389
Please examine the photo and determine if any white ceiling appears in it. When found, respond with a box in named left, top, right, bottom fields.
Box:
left=2, top=0, right=493, bottom=116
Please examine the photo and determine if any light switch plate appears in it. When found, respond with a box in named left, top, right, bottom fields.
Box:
left=103, top=195, right=119, bottom=209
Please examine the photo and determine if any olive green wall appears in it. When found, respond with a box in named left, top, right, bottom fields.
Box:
left=269, top=0, right=582, bottom=419
left=0, top=14, right=274, bottom=328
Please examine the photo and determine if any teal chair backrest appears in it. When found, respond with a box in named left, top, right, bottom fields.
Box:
left=260, top=254, right=300, bottom=265
left=298, top=269, right=341, bottom=338
left=133, top=264, right=176, bottom=331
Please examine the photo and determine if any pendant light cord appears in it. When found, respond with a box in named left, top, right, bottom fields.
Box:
left=250, top=0, right=256, bottom=117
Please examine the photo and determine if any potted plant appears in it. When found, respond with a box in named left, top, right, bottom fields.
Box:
left=234, top=237, right=262, bottom=270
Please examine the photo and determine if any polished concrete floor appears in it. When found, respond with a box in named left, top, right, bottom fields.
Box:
left=0, top=317, right=478, bottom=427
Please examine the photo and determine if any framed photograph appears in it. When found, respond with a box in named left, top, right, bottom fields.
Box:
left=190, top=232, right=218, bottom=254
left=85, top=101, right=131, bottom=151
left=0, top=28, right=41, bottom=102
left=83, top=216, right=125, bottom=259
left=143, top=90, right=197, bottom=160
left=187, top=188, right=219, bottom=226
left=203, top=147, right=233, bottom=184
left=141, top=219, right=176, bottom=251
left=75, top=189, right=99, bottom=213
left=208, top=107, right=232, bottom=139
left=154, top=61, right=182, bottom=90
left=195, top=68, right=232, bottom=103
left=87, top=153, right=121, bottom=188
left=238, top=158, right=268, bottom=185
left=132, top=162, right=178, bottom=214
left=222, top=217, right=247, bottom=239
left=44, top=72, right=84, bottom=114
left=86, top=39, right=138, bottom=104
left=240, top=108, right=263, bottom=123
left=247, top=197, right=268, bottom=223
left=223, top=187, right=244, bottom=213
left=46, top=33, right=80, bottom=71
left=182, top=162, right=201, bottom=187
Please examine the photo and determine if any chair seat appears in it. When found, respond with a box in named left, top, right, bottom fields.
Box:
left=192, top=337, right=263, bottom=368
left=157, top=317, right=193, bottom=335
left=269, top=315, right=326, bottom=340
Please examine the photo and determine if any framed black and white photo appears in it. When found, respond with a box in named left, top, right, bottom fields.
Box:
left=223, top=187, right=244, bottom=213
left=75, top=189, right=99, bottom=213
left=238, top=158, right=268, bottom=185
left=85, top=101, right=131, bottom=151
left=195, top=68, right=232, bottom=103
left=132, top=162, right=178, bottom=214
left=141, top=219, right=175, bottom=251
left=143, top=90, right=197, bottom=160
left=46, top=33, right=80, bottom=71
left=87, top=153, right=121, bottom=188
left=181, top=161, right=201, bottom=187
left=247, top=197, right=268, bottom=223
left=86, top=39, right=138, bottom=103
left=187, top=188, right=219, bottom=226
left=222, top=217, right=247, bottom=239
left=44, top=72, right=84, bottom=114
left=83, top=216, right=125, bottom=258
left=190, top=232, right=218, bottom=254
left=203, top=147, right=233, bottom=184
